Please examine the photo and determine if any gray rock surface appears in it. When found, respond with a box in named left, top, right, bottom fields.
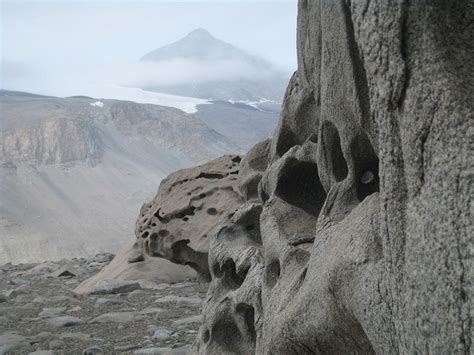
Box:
left=194, top=1, right=473, bottom=354
left=135, top=155, right=244, bottom=280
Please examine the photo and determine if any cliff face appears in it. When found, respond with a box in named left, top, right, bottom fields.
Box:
left=191, top=1, right=472, bottom=353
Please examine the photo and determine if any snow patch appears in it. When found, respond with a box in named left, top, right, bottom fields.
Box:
left=90, top=101, right=104, bottom=108
left=228, top=98, right=277, bottom=112
left=76, top=84, right=208, bottom=114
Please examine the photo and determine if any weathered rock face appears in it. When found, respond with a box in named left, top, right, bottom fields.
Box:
left=135, top=155, right=244, bottom=281
left=196, top=1, right=472, bottom=354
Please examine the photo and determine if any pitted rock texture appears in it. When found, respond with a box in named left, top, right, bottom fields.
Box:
left=196, top=1, right=472, bottom=354
left=135, top=155, right=244, bottom=281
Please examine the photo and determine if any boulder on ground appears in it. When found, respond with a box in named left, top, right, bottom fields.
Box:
left=135, top=155, right=243, bottom=281
left=74, top=240, right=194, bottom=295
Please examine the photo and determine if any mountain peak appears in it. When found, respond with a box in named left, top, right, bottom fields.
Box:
left=185, top=28, right=214, bottom=40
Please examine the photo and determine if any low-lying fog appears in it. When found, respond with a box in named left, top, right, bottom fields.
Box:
left=1, top=0, right=297, bottom=99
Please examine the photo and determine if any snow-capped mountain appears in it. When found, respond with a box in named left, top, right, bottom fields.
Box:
left=139, top=28, right=289, bottom=102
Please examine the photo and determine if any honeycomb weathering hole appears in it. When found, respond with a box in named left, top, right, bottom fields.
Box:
left=213, top=259, right=247, bottom=290
left=320, top=121, right=348, bottom=183
left=275, top=160, right=327, bottom=217
left=236, top=303, right=257, bottom=342
left=207, top=208, right=218, bottom=215
left=196, top=172, right=225, bottom=179
left=349, top=133, right=380, bottom=202
left=265, top=259, right=281, bottom=289
left=210, top=318, right=244, bottom=352
left=202, top=329, right=210, bottom=343
left=275, top=129, right=299, bottom=158
left=158, top=229, right=169, bottom=237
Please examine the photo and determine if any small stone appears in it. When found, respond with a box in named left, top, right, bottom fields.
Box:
left=67, top=306, right=82, bottom=313
left=0, top=332, right=29, bottom=353
left=28, top=351, right=55, bottom=355
left=92, top=253, right=114, bottom=263
left=26, top=263, right=59, bottom=276
left=33, top=332, right=53, bottom=340
left=50, top=267, right=77, bottom=278
left=0, top=294, right=8, bottom=303
left=152, top=329, right=172, bottom=341
left=134, top=346, right=190, bottom=355
left=45, top=316, right=85, bottom=328
left=89, top=311, right=141, bottom=324
left=5, top=284, right=29, bottom=298
left=14, top=294, right=32, bottom=304
left=175, top=296, right=202, bottom=307
left=39, top=307, right=67, bottom=318
left=170, top=281, right=196, bottom=288
left=134, top=348, right=173, bottom=355
left=33, top=297, right=46, bottom=304
left=115, top=344, right=141, bottom=352
left=82, top=346, right=104, bottom=355
left=171, top=315, right=203, bottom=327
left=48, top=295, right=73, bottom=303
left=9, top=277, right=29, bottom=286
left=94, top=298, right=129, bottom=308
left=65, top=279, right=79, bottom=286
left=58, top=332, right=91, bottom=341
left=128, top=289, right=147, bottom=300
left=139, top=308, right=164, bottom=316
left=48, top=339, right=65, bottom=350
left=127, top=249, right=145, bottom=263
left=361, top=171, right=375, bottom=184
left=154, top=295, right=178, bottom=304
left=89, top=280, right=141, bottom=295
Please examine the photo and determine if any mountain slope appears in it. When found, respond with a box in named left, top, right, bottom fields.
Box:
left=0, top=90, right=253, bottom=263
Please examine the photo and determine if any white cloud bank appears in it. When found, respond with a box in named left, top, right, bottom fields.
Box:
left=114, top=58, right=281, bottom=88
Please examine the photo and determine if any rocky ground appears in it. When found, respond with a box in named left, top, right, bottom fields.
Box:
left=0, top=254, right=207, bottom=354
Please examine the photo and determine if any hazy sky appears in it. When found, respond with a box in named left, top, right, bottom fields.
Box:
left=1, top=0, right=297, bottom=97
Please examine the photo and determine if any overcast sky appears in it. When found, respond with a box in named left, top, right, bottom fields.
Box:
left=1, top=0, right=297, bottom=97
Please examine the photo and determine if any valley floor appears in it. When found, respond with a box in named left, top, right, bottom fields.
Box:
left=0, top=255, right=206, bottom=354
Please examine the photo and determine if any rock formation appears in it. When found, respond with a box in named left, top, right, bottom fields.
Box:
left=135, top=155, right=244, bottom=281
left=74, top=240, right=195, bottom=295
left=191, top=1, right=472, bottom=354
